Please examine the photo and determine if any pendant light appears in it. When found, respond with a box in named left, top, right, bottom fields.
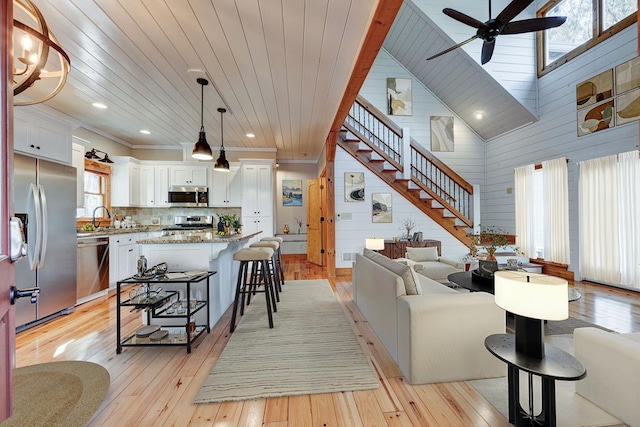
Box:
left=192, top=78, right=213, bottom=160
left=214, top=107, right=230, bottom=172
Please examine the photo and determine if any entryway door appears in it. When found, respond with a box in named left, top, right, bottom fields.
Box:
left=307, top=178, right=325, bottom=266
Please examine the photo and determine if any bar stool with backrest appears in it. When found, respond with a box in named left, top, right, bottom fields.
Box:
left=249, top=241, right=282, bottom=299
left=230, top=247, right=276, bottom=333
left=261, top=236, right=285, bottom=288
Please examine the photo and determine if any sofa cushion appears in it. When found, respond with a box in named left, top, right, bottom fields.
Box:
left=363, top=249, right=420, bottom=295
left=406, top=246, right=439, bottom=262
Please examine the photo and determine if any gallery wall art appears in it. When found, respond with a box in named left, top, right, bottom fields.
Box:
left=577, top=99, right=614, bottom=136
left=576, top=69, right=613, bottom=110
left=372, top=193, right=392, bottom=223
left=387, top=78, right=412, bottom=116
left=282, top=179, right=303, bottom=206
left=615, top=56, right=640, bottom=94
left=615, top=56, right=640, bottom=125
left=430, top=116, right=454, bottom=152
left=344, top=172, right=365, bottom=202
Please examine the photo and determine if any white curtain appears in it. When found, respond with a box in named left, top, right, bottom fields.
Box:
left=542, top=157, right=570, bottom=264
left=514, top=164, right=535, bottom=257
left=618, top=151, right=640, bottom=288
left=579, top=155, right=620, bottom=284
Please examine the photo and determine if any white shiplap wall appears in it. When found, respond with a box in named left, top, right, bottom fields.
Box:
left=483, top=24, right=640, bottom=276
left=412, top=0, right=537, bottom=114
left=359, top=49, right=486, bottom=184
left=334, top=146, right=469, bottom=269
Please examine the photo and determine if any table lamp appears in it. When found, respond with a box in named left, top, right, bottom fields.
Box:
left=365, top=237, right=385, bottom=251
left=494, top=271, right=568, bottom=359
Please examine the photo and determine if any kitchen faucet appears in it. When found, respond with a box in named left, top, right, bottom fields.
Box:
left=92, top=206, right=111, bottom=228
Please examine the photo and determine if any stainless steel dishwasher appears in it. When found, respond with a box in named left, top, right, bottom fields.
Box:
left=77, top=235, right=110, bottom=302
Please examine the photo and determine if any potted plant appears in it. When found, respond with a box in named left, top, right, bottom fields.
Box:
left=470, top=225, right=516, bottom=260
left=400, top=217, right=417, bottom=240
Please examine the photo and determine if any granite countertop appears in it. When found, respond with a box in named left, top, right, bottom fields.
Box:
left=76, top=226, right=165, bottom=238
left=137, top=231, right=262, bottom=244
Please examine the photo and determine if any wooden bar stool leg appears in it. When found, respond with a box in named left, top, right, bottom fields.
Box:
left=277, top=248, right=285, bottom=287
left=230, top=261, right=247, bottom=333
left=261, top=260, right=274, bottom=327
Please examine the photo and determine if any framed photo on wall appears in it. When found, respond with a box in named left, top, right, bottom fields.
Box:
left=430, top=116, right=454, bottom=152
left=282, top=179, right=303, bottom=206
left=372, top=193, right=392, bottom=223
left=387, top=78, right=412, bottom=116
left=344, top=172, right=364, bottom=202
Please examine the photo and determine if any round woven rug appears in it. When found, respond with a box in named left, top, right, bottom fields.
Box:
left=1, top=361, right=110, bottom=427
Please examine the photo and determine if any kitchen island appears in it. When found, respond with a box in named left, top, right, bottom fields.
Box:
left=137, top=231, right=262, bottom=328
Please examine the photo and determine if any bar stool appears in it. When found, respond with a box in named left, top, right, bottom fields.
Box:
left=230, top=247, right=276, bottom=333
left=261, top=236, right=285, bottom=288
left=249, top=241, right=282, bottom=298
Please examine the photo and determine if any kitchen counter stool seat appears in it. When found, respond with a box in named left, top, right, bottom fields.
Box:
left=230, top=247, right=276, bottom=333
left=250, top=241, right=282, bottom=297
left=261, top=237, right=285, bottom=288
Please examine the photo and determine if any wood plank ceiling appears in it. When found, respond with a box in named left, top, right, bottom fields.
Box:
left=383, top=2, right=538, bottom=140
left=20, top=0, right=379, bottom=160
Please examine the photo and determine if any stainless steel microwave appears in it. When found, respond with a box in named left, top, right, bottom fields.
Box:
left=168, top=186, right=209, bottom=207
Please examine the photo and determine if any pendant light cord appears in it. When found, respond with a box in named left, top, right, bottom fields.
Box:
left=200, top=82, right=205, bottom=132
left=220, top=109, right=224, bottom=149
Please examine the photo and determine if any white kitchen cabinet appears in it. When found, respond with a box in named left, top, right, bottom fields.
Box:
left=241, top=162, right=274, bottom=242
left=170, top=165, right=209, bottom=186
left=210, top=164, right=241, bottom=207
left=111, top=157, right=140, bottom=207
left=14, top=108, right=73, bottom=164
left=109, top=233, right=142, bottom=288
left=139, top=165, right=155, bottom=206
left=71, top=140, right=85, bottom=207
left=155, top=165, right=170, bottom=206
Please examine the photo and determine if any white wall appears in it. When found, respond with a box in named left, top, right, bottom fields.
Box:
left=334, top=146, right=469, bottom=269
left=360, top=49, right=486, bottom=184
left=483, top=24, right=639, bottom=275
left=275, top=162, right=318, bottom=234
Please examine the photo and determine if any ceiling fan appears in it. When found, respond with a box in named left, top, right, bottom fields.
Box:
left=426, top=0, right=566, bottom=65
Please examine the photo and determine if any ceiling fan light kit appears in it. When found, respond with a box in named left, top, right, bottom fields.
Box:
left=427, top=0, right=566, bottom=64
left=192, top=78, right=214, bottom=161
left=214, top=108, right=230, bottom=172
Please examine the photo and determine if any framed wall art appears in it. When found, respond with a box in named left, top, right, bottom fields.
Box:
left=372, top=193, right=392, bottom=223
left=615, top=56, right=640, bottom=95
left=282, top=179, right=303, bottom=206
left=615, top=87, right=640, bottom=125
left=344, top=172, right=364, bottom=202
left=576, top=69, right=613, bottom=110
left=387, top=78, right=412, bottom=116
left=577, top=99, right=614, bottom=136
left=430, top=116, right=454, bottom=152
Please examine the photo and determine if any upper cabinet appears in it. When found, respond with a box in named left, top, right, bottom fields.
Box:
left=111, top=157, right=140, bottom=207
left=155, top=166, right=170, bottom=207
left=241, top=161, right=274, bottom=242
left=139, top=165, right=170, bottom=207
left=71, top=140, right=85, bottom=207
left=170, top=165, right=208, bottom=186
left=210, top=164, right=241, bottom=207
left=14, top=108, right=73, bottom=164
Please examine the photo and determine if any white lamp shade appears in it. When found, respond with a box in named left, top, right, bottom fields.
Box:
left=494, top=271, right=568, bottom=321
left=365, top=238, right=385, bottom=250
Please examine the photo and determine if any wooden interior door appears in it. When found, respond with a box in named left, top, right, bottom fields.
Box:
left=1, top=1, right=15, bottom=420
left=307, top=178, right=324, bottom=265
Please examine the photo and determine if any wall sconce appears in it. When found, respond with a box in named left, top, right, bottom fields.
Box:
left=84, top=149, right=114, bottom=164
left=13, top=0, right=71, bottom=106
left=365, top=237, right=385, bottom=251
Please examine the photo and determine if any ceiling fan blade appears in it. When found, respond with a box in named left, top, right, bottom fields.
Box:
left=481, top=40, right=496, bottom=64
left=502, top=16, right=567, bottom=34
left=443, top=8, right=487, bottom=29
left=426, top=35, right=479, bottom=61
left=496, top=0, right=534, bottom=24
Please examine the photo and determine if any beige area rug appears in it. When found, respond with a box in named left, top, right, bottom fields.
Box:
left=469, top=335, right=621, bottom=427
left=1, top=361, right=110, bottom=427
left=195, top=279, right=379, bottom=403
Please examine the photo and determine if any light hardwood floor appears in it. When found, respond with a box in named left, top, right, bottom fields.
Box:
left=14, top=260, right=640, bottom=426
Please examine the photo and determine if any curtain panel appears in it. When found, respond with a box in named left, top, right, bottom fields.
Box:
left=617, top=151, right=640, bottom=288
left=514, top=164, right=535, bottom=257
left=542, top=157, right=570, bottom=264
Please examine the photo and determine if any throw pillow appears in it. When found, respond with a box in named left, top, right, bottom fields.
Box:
left=406, top=246, right=439, bottom=262
left=409, top=265, right=423, bottom=295
left=363, top=249, right=421, bottom=295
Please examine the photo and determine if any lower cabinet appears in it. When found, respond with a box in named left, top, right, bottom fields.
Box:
left=379, top=239, right=442, bottom=259
left=109, top=233, right=144, bottom=288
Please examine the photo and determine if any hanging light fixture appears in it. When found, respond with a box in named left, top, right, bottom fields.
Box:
left=13, top=0, right=71, bottom=106
left=84, top=148, right=114, bottom=164
left=214, top=107, right=230, bottom=172
left=192, top=78, right=213, bottom=160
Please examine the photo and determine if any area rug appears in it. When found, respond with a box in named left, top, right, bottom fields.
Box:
left=195, top=279, right=379, bottom=403
left=1, top=361, right=110, bottom=427
left=470, top=335, right=621, bottom=427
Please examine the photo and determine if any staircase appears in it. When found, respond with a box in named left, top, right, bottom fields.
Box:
left=338, top=95, right=474, bottom=247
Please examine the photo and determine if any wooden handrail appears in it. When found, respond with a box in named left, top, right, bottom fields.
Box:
left=355, top=94, right=403, bottom=137
left=411, top=140, right=474, bottom=194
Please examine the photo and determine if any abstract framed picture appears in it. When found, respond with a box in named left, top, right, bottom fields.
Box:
left=372, top=193, right=392, bottom=223
left=387, top=78, right=412, bottom=116
left=282, top=179, right=303, bottom=206
left=344, top=172, right=365, bottom=202
left=576, top=69, right=613, bottom=110
left=615, top=87, right=640, bottom=125
left=615, top=56, right=640, bottom=95
left=577, top=99, right=615, bottom=137
left=430, top=116, right=454, bottom=152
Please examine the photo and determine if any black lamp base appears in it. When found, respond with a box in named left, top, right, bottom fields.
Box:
left=514, top=314, right=544, bottom=359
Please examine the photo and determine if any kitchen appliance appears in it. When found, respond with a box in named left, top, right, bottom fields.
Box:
left=77, top=235, right=109, bottom=302
left=168, top=186, right=209, bottom=207
left=162, top=215, right=213, bottom=232
left=14, top=153, right=77, bottom=330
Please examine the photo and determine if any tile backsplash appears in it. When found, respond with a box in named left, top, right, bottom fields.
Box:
left=112, top=207, right=241, bottom=226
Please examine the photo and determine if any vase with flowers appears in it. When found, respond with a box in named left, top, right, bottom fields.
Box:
left=469, top=225, right=516, bottom=261
left=295, top=217, right=304, bottom=234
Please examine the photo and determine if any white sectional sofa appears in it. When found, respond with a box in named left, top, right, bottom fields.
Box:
left=397, top=246, right=464, bottom=283
left=353, top=249, right=506, bottom=384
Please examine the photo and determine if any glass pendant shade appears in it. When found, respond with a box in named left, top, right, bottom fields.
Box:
left=192, top=78, right=213, bottom=160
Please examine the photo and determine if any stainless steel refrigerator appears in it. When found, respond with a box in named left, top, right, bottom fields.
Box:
left=14, top=153, right=77, bottom=330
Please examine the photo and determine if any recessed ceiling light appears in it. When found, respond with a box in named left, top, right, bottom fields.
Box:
left=474, top=111, right=484, bottom=120
left=140, top=129, right=151, bottom=135
left=92, top=102, right=107, bottom=109
left=246, top=133, right=255, bottom=138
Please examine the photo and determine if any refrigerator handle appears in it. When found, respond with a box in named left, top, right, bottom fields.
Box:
left=38, top=184, right=48, bottom=268
left=27, top=183, right=42, bottom=270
